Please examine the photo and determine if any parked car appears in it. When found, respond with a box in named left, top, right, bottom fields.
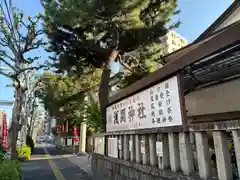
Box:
left=40, top=137, right=44, bottom=142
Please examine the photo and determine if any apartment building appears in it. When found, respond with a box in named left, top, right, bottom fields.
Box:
left=161, top=30, right=188, bottom=54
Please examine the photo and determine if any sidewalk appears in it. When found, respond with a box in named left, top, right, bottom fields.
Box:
left=67, top=154, right=92, bottom=176
left=22, top=146, right=92, bottom=180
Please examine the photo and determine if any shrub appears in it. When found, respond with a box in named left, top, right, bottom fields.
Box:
left=26, top=135, right=35, bottom=152
left=17, top=144, right=31, bottom=160
left=0, top=160, right=21, bottom=180
left=0, top=147, right=8, bottom=162
left=0, top=150, right=6, bottom=163
left=0, top=147, right=6, bottom=154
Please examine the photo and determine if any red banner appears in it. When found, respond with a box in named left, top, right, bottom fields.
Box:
left=56, top=124, right=61, bottom=130
left=73, top=126, right=78, bottom=142
left=2, top=112, right=8, bottom=149
left=56, top=124, right=61, bottom=134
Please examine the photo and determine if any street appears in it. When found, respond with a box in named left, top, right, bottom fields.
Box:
left=21, top=144, right=92, bottom=180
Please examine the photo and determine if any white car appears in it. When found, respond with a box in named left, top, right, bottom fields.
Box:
left=40, top=137, right=44, bottom=142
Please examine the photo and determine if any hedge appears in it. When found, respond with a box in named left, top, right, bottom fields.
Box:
left=17, top=144, right=31, bottom=160
left=0, top=160, right=21, bottom=180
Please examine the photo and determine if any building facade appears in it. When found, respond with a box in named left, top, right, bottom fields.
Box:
left=161, top=30, right=188, bottom=54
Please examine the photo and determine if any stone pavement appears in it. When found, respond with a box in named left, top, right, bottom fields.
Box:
left=67, top=155, right=92, bottom=176
left=52, top=156, right=92, bottom=180
left=21, top=144, right=92, bottom=180
left=21, top=158, right=56, bottom=180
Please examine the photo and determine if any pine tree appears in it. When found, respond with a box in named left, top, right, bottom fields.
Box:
left=41, top=0, right=180, bottom=126
left=35, top=72, right=104, bottom=132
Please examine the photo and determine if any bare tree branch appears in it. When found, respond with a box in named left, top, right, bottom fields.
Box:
left=0, top=50, right=15, bottom=62
left=18, top=64, right=48, bottom=73
left=0, top=57, right=18, bottom=71
left=118, top=58, right=134, bottom=73
left=0, top=38, right=8, bottom=46
left=0, top=3, right=18, bottom=55
left=124, top=53, right=148, bottom=72
left=0, top=70, right=13, bottom=79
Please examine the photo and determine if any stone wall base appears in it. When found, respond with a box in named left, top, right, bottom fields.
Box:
left=91, top=153, right=201, bottom=180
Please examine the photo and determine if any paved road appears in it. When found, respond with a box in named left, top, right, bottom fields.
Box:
left=21, top=144, right=92, bottom=180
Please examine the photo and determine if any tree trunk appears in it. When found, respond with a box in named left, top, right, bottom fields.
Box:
left=10, top=121, right=18, bottom=160
left=98, top=49, right=119, bottom=130
left=10, top=87, right=22, bottom=160
left=98, top=49, right=119, bottom=157
left=98, top=67, right=110, bottom=157
left=98, top=67, right=111, bottom=128
left=28, top=115, right=35, bottom=136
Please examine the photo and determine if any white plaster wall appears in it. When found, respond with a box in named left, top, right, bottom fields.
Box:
left=185, top=78, right=240, bottom=116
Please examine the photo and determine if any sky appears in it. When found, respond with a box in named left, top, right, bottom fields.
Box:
left=0, top=0, right=234, bottom=122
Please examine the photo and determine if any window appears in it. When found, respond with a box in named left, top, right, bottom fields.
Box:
left=172, top=48, right=177, bottom=52
left=172, top=40, right=176, bottom=45
left=180, top=39, right=185, bottom=44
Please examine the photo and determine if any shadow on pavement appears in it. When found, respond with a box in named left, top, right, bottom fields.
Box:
left=22, top=155, right=92, bottom=180
left=53, top=157, right=92, bottom=180
left=21, top=159, right=56, bottom=180
left=31, top=144, right=60, bottom=160
left=21, top=142, right=93, bottom=180
left=31, top=144, right=78, bottom=161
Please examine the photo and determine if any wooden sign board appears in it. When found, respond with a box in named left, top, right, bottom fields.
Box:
left=106, top=75, right=185, bottom=132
